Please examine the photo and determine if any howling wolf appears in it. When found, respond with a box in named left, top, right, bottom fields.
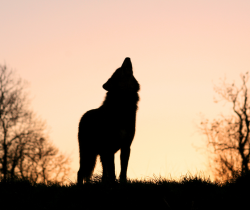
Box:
left=77, top=57, right=140, bottom=184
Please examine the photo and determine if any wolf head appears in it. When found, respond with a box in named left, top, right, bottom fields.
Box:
left=102, top=57, right=140, bottom=92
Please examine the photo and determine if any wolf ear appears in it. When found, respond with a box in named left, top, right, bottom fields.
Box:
left=121, top=57, right=133, bottom=75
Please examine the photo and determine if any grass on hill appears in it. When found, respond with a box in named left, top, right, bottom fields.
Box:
left=1, top=172, right=249, bottom=210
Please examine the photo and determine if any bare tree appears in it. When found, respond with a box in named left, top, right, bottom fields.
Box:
left=199, top=72, right=250, bottom=182
left=17, top=136, right=72, bottom=184
left=0, top=64, right=72, bottom=184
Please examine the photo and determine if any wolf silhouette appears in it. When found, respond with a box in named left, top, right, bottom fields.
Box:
left=77, top=57, right=140, bottom=184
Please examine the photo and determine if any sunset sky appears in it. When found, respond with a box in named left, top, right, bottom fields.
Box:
left=1, top=0, right=250, bottom=182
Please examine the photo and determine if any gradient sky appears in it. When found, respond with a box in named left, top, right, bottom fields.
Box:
left=1, top=0, right=250, bottom=182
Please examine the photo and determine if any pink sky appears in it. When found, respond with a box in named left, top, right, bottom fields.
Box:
left=1, top=0, right=250, bottom=182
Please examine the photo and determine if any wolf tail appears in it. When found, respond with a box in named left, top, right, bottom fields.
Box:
left=77, top=145, right=97, bottom=184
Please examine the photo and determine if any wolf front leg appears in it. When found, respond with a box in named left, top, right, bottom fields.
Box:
left=119, top=147, right=131, bottom=182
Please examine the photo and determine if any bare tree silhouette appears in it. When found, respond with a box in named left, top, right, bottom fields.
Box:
left=0, top=64, right=71, bottom=184
left=199, top=72, right=250, bottom=182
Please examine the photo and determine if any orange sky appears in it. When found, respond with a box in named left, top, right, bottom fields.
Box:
left=1, top=0, right=250, bottom=182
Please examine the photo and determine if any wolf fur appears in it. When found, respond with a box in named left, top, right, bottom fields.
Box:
left=77, top=57, right=140, bottom=184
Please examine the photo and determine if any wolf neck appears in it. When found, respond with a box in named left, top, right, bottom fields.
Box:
left=101, top=91, right=139, bottom=112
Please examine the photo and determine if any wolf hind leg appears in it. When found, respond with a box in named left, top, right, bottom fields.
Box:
left=100, top=153, right=115, bottom=183
left=77, top=153, right=97, bottom=185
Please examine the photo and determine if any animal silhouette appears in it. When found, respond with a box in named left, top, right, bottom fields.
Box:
left=77, top=57, right=140, bottom=184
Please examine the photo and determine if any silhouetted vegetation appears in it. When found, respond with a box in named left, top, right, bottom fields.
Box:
left=199, top=72, right=250, bottom=183
left=0, top=64, right=72, bottom=184
left=1, top=173, right=249, bottom=210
